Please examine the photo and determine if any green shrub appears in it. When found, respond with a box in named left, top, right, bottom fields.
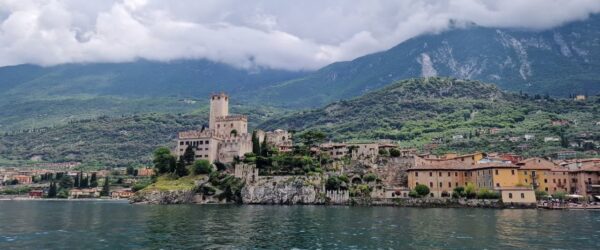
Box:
left=408, top=190, right=419, bottom=198
left=414, top=184, right=430, bottom=197
left=476, top=188, right=500, bottom=199
left=193, top=160, right=213, bottom=175
left=389, top=148, right=401, bottom=157
left=363, top=173, right=377, bottom=182
left=535, top=190, right=549, bottom=199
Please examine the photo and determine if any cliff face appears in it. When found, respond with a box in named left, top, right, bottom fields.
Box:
left=241, top=176, right=325, bottom=205
left=130, top=189, right=196, bottom=204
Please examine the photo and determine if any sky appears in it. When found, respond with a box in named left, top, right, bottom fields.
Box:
left=1, top=0, right=599, bottom=71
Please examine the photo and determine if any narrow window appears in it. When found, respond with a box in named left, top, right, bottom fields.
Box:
left=495, top=169, right=499, bottom=175
left=415, top=172, right=419, bottom=177
left=521, top=193, right=525, bottom=199
left=429, top=182, right=433, bottom=188
left=448, top=182, right=452, bottom=188
left=509, top=193, right=513, bottom=199
left=429, top=172, right=432, bottom=177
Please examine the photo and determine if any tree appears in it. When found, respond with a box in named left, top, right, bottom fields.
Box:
left=90, top=173, right=98, bottom=188
left=101, top=177, right=110, bottom=196
left=414, top=184, right=430, bottom=197
left=260, top=135, right=269, bottom=157
left=175, top=157, right=189, bottom=177
left=47, top=182, right=57, bottom=198
left=363, top=173, right=377, bottom=182
left=193, top=160, right=213, bottom=175
left=126, top=166, right=135, bottom=175
left=389, top=148, right=401, bottom=157
left=252, top=131, right=261, bottom=155
left=298, top=130, right=326, bottom=147
left=74, top=174, right=80, bottom=188
left=183, top=145, right=196, bottom=165
left=59, top=175, right=73, bottom=189
left=326, top=176, right=342, bottom=190
left=464, top=183, right=477, bottom=199
left=81, top=176, right=89, bottom=188
left=153, top=147, right=176, bottom=174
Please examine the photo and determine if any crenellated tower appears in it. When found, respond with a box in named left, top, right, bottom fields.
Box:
left=209, top=92, right=229, bottom=130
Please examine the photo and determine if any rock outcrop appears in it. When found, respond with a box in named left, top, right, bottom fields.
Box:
left=242, top=176, right=325, bottom=204
left=130, top=189, right=195, bottom=204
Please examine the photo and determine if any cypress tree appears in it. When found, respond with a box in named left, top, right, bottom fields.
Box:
left=74, top=174, right=80, bottom=188
left=252, top=130, right=260, bottom=155
left=261, top=135, right=269, bottom=157
left=48, top=182, right=57, bottom=198
left=90, top=173, right=98, bottom=188
left=183, top=145, right=195, bottom=165
left=175, top=157, right=188, bottom=177
left=101, top=177, right=110, bottom=196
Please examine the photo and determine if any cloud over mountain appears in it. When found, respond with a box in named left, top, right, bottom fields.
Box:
left=1, top=0, right=599, bottom=70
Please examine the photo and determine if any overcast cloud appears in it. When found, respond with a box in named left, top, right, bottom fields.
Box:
left=1, top=0, right=599, bottom=70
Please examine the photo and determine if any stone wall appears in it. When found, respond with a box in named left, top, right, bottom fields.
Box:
left=241, top=175, right=325, bottom=204
left=326, top=190, right=350, bottom=204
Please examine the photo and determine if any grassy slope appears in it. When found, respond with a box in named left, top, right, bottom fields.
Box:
left=261, top=77, right=600, bottom=157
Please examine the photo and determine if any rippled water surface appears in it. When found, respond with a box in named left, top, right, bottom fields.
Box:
left=1, top=200, right=599, bottom=249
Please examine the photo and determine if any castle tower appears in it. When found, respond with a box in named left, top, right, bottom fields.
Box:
left=209, top=93, right=229, bottom=130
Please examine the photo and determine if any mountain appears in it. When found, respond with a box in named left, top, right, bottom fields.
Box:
left=0, top=60, right=305, bottom=131
left=252, top=15, right=600, bottom=108
left=260, top=77, right=600, bottom=156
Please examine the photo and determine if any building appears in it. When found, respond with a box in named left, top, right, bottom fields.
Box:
left=176, top=93, right=292, bottom=163
left=407, top=161, right=520, bottom=198
left=69, top=188, right=101, bottom=198
left=497, top=187, right=536, bottom=205
left=28, top=190, right=44, bottom=198
left=516, top=157, right=569, bottom=194
left=14, top=175, right=32, bottom=184
left=137, top=167, right=155, bottom=177
left=575, top=95, right=586, bottom=101
left=111, top=189, right=135, bottom=199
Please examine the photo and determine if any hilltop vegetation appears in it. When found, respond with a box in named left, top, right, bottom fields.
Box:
left=261, top=77, right=600, bottom=157
left=0, top=104, right=286, bottom=167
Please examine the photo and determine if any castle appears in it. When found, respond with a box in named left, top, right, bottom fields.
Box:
left=176, top=93, right=292, bottom=163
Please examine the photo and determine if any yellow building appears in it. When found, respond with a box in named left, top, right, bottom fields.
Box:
left=497, top=187, right=537, bottom=205
left=407, top=160, right=519, bottom=198
left=516, top=157, right=569, bottom=194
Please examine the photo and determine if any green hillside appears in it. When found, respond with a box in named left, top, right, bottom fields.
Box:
left=260, top=77, right=600, bottom=157
left=0, top=105, right=285, bottom=167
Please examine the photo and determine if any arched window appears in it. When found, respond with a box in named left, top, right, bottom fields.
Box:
left=509, top=193, right=513, bottom=199
left=520, top=193, right=525, bottom=199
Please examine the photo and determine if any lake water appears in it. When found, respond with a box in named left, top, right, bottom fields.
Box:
left=0, top=200, right=599, bottom=249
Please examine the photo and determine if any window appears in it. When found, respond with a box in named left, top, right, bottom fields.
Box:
left=545, top=187, right=548, bottom=192
left=204, top=155, right=208, bottom=158
left=524, top=171, right=528, bottom=175
left=429, top=182, right=433, bottom=188
left=205, top=140, right=210, bottom=144
left=439, top=172, right=442, bottom=177
left=495, top=170, right=499, bottom=175
left=429, top=172, right=432, bottom=177
left=525, top=179, right=528, bottom=183
left=448, top=182, right=452, bottom=188
left=416, top=182, right=419, bottom=186
left=448, top=172, right=451, bottom=177
left=544, top=179, right=547, bottom=183
left=439, top=182, right=442, bottom=187
left=179, top=141, right=184, bottom=145
left=521, top=193, right=525, bottom=199
left=415, top=172, right=418, bottom=177
left=511, top=170, right=515, bottom=175
left=496, top=183, right=500, bottom=187
left=185, top=141, right=189, bottom=145
left=509, top=193, right=513, bottom=199
left=200, top=141, right=204, bottom=145
left=430, top=193, right=434, bottom=197
left=553, top=179, right=556, bottom=183
left=455, top=172, right=458, bottom=177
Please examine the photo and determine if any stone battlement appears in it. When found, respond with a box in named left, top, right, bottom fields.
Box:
left=178, top=129, right=220, bottom=139
left=215, top=115, right=247, bottom=122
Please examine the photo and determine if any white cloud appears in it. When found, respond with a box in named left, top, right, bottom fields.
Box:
left=0, top=0, right=599, bottom=70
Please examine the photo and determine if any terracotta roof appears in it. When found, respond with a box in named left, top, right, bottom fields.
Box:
left=408, top=162, right=516, bottom=171
left=516, top=157, right=557, bottom=170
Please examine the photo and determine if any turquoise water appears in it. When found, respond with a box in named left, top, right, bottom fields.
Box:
left=0, top=200, right=599, bottom=249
